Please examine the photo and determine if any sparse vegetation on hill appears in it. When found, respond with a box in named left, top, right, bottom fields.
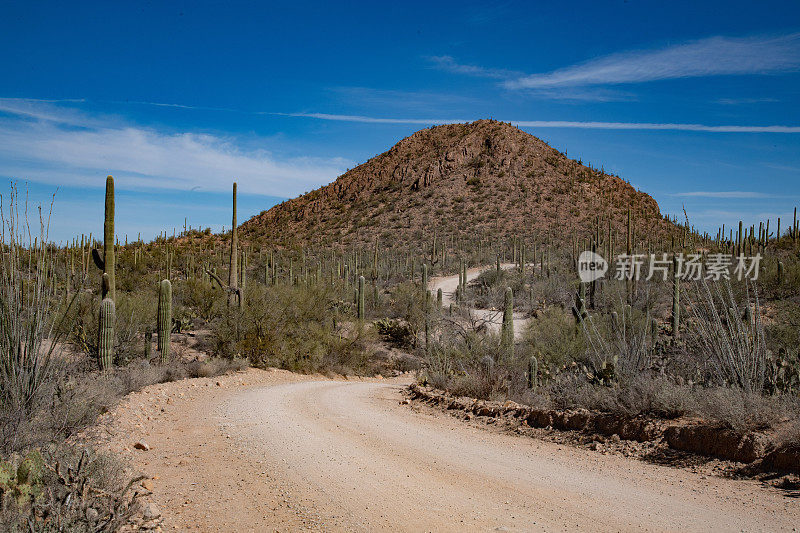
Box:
left=241, top=120, right=678, bottom=250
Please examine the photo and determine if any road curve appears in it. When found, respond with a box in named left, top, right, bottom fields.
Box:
left=218, top=378, right=797, bottom=532
left=429, top=264, right=530, bottom=339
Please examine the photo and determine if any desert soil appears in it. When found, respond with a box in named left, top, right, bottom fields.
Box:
left=90, top=367, right=798, bottom=532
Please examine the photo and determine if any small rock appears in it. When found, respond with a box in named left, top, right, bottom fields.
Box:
left=143, top=502, right=161, bottom=520
left=141, top=479, right=154, bottom=491
left=134, top=441, right=150, bottom=451
left=399, top=399, right=410, bottom=405
left=216, top=381, right=222, bottom=386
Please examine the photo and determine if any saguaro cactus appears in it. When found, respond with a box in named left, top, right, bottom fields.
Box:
left=228, top=182, right=240, bottom=306
left=90, top=177, right=115, bottom=299
left=157, top=279, right=172, bottom=363
left=357, top=275, right=365, bottom=320
left=98, top=296, right=115, bottom=370
left=425, top=289, right=431, bottom=354
left=501, top=287, right=514, bottom=359
left=422, top=263, right=428, bottom=291
left=436, top=287, right=442, bottom=308
left=672, top=254, right=680, bottom=339
left=103, top=176, right=115, bottom=300
left=527, top=356, right=539, bottom=389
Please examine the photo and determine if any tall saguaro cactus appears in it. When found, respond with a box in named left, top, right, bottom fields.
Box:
left=501, top=287, right=514, bottom=359
left=91, top=176, right=116, bottom=300
left=228, top=182, right=239, bottom=306
left=98, top=292, right=115, bottom=370
left=103, top=176, right=115, bottom=300
left=357, top=275, right=365, bottom=320
left=672, top=254, right=680, bottom=339
left=157, top=279, right=172, bottom=362
left=92, top=177, right=116, bottom=368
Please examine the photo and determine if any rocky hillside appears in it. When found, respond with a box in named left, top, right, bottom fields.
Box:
left=242, top=120, right=675, bottom=249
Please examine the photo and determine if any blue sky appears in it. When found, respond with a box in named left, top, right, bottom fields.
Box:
left=1, top=0, right=799, bottom=242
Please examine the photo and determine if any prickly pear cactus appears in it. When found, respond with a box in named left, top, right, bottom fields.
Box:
left=0, top=451, right=44, bottom=506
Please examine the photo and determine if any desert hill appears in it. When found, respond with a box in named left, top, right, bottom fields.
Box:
left=242, top=119, right=675, bottom=249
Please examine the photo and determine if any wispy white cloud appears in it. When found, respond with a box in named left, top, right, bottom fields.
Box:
left=505, top=33, right=800, bottom=89
left=671, top=191, right=778, bottom=199
left=0, top=101, right=351, bottom=197
left=329, top=86, right=482, bottom=110
left=280, top=112, right=800, bottom=133
left=427, top=55, right=521, bottom=79
left=715, top=97, right=780, bottom=105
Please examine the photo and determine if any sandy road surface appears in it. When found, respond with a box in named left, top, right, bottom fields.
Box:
left=429, top=264, right=531, bottom=339
left=100, top=369, right=798, bottom=532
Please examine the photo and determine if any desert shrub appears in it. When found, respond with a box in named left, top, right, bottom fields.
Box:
left=68, top=290, right=157, bottom=366
left=374, top=318, right=415, bottom=348
left=577, top=297, right=656, bottom=383
left=211, top=283, right=377, bottom=374
left=381, top=282, right=426, bottom=338
left=523, top=307, right=585, bottom=371
left=422, top=329, right=507, bottom=400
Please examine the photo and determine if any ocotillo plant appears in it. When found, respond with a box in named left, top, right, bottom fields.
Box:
left=98, top=295, right=115, bottom=370
left=672, top=254, right=680, bottom=339
left=357, top=275, right=365, bottom=320
left=157, top=279, right=172, bottom=363
left=501, top=287, right=514, bottom=359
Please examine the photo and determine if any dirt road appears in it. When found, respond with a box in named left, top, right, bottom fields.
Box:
left=429, top=264, right=531, bottom=339
left=99, top=369, right=798, bottom=532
